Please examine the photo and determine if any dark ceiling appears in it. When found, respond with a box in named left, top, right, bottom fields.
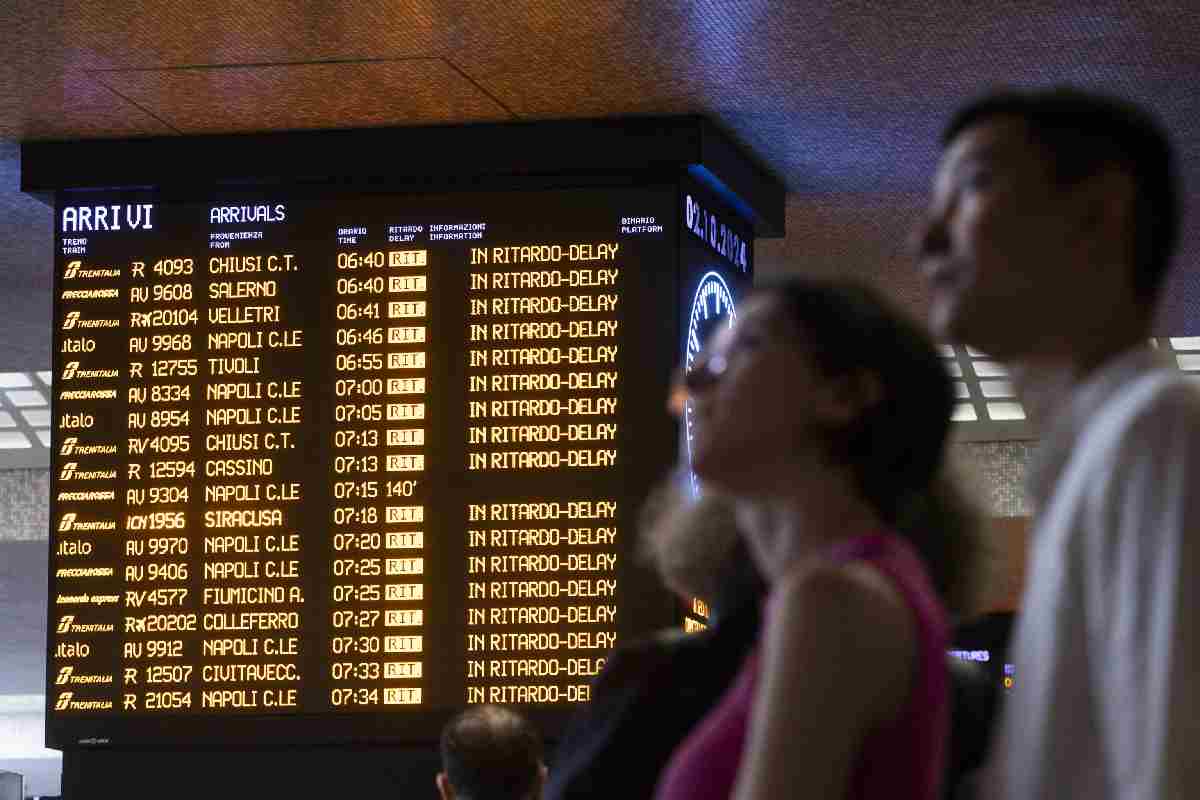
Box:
left=2, top=0, right=1199, bottom=369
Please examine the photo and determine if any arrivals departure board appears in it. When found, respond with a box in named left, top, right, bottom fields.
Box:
left=45, top=182, right=752, bottom=747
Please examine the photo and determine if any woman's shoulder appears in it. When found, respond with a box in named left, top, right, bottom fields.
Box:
left=764, top=558, right=919, bottom=722
left=770, top=559, right=916, bottom=667
left=772, top=556, right=908, bottom=623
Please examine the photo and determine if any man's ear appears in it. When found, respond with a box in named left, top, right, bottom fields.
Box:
left=436, top=771, right=454, bottom=800
left=1073, top=168, right=1136, bottom=260
left=817, top=369, right=883, bottom=425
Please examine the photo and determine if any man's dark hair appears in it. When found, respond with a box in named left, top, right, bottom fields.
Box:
left=441, top=705, right=543, bottom=800
left=943, top=87, right=1180, bottom=303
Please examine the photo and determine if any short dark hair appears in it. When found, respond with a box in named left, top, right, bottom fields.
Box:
left=943, top=87, right=1180, bottom=303
left=441, top=705, right=543, bottom=800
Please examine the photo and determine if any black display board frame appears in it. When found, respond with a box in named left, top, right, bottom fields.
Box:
left=23, top=117, right=783, bottom=799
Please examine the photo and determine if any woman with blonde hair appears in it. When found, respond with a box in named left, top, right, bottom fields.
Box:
left=546, top=476, right=763, bottom=800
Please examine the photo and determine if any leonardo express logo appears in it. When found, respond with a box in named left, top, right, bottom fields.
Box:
left=56, top=615, right=115, bottom=635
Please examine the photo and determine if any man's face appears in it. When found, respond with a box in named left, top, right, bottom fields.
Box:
left=914, top=116, right=1086, bottom=359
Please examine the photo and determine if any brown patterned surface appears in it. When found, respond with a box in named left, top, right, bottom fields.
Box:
left=3, top=1, right=1200, bottom=369
left=976, top=516, right=1032, bottom=615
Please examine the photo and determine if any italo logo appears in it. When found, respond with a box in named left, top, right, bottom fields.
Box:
left=61, top=312, right=119, bottom=331
left=63, top=261, right=121, bottom=280
left=61, top=204, right=153, bottom=233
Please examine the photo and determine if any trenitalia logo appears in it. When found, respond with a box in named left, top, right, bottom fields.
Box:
left=54, top=692, right=114, bottom=711
left=61, top=312, right=120, bottom=330
left=63, top=261, right=121, bottom=280
left=60, top=462, right=118, bottom=481
left=56, top=667, right=112, bottom=686
left=58, top=512, right=117, bottom=532
left=59, top=437, right=119, bottom=456
left=62, top=361, right=120, bottom=381
left=56, top=616, right=115, bottom=635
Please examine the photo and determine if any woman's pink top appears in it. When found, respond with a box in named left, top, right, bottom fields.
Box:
left=654, top=533, right=950, bottom=800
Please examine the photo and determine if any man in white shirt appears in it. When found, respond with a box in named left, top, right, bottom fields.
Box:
left=912, top=88, right=1200, bottom=799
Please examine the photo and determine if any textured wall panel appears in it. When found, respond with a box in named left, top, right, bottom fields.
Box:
left=951, top=440, right=1036, bottom=518
left=98, top=58, right=513, bottom=134
left=0, top=468, right=49, bottom=541
left=754, top=193, right=929, bottom=315
left=0, top=539, right=49, bottom=693
left=1, top=0, right=1199, bottom=371
left=0, top=144, right=53, bottom=370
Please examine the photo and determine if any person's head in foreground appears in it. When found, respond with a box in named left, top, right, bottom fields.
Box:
left=683, top=278, right=976, bottom=608
left=438, top=705, right=547, bottom=800
left=912, top=87, right=1178, bottom=368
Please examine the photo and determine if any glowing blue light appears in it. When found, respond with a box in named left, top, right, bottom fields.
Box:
left=683, top=270, right=737, bottom=496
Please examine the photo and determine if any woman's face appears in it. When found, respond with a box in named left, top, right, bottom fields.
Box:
left=686, top=293, right=858, bottom=493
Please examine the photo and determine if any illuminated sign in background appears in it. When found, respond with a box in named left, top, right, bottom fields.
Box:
left=677, top=182, right=754, bottom=632
left=46, top=187, right=688, bottom=746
